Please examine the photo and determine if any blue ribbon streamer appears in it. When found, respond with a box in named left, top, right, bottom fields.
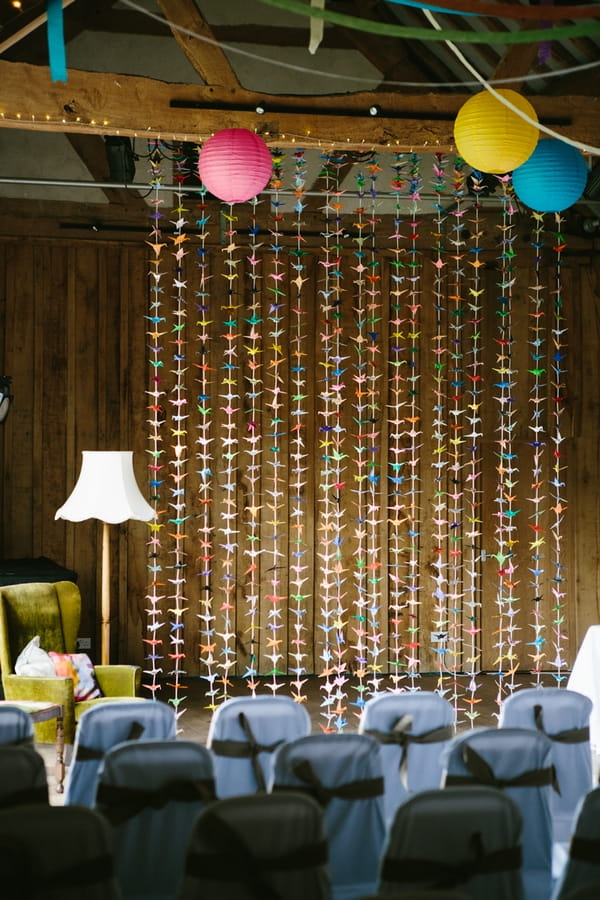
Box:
left=386, top=0, right=476, bottom=13
left=47, top=0, right=68, bottom=83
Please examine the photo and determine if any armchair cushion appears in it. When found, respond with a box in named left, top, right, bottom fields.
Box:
left=15, top=635, right=56, bottom=678
left=49, top=652, right=104, bottom=701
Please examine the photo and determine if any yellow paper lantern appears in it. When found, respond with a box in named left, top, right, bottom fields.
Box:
left=454, top=90, right=539, bottom=174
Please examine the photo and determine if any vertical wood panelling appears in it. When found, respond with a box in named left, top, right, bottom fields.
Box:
left=0, top=234, right=597, bottom=679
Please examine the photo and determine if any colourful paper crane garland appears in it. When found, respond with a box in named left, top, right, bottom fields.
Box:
left=193, top=178, right=219, bottom=711
left=549, top=213, right=568, bottom=683
left=462, top=167, right=486, bottom=723
left=140, top=143, right=572, bottom=723
left=288, top=148, right=310, bottom=704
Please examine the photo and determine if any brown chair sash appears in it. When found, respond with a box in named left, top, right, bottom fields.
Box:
left=445, top=743, right=560, bottom=794
left=96, top=777, right=216, bottom=825
left=534, top=704, right=590, bottom=744
left=75, top=720, right=145, bottom=762
left=186, top=809, right=328, bottom=900
left=382, top=835, right=521, bottom=889
left=210, top=712, right=284, bottom=792
left=366, top=716, right=454, bottom=787
left=569, top=836, right=600, bottom=864
left=274, top=758, right=383, bottom=807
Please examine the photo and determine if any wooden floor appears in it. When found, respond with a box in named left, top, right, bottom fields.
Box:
left=40, top=671, right=562, bottom=804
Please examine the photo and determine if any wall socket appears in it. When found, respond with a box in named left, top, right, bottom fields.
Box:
left=76, top=637, right=92, bottom=650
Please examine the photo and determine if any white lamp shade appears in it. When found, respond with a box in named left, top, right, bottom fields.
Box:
left=55, top=451, right=155, bottom=524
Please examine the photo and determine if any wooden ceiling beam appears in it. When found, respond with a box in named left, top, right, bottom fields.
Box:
left=156, top=0, right=239, bottom=90
left=0, top=60, right=596, bottom=152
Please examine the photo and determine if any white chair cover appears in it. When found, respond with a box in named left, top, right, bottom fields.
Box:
left=442, top=727, right=555, bottom=900
left=95, top=738, right=216, bottom=900
left=206, top=694, right=311, bottom=797
left=179, top=791, right=331, bottom=900
left=64, top=699, right=176, bottom=807
left=499, top=687, right=594, bottom=844
left=0, top=744, right=48, bottom=808
left=271, top=732, right=386, bottom=900
left=0, top=703, right=34, bottom=745
left=358, top=691, right=455, bottom=824
left=551, top=786, right=600, bottom=900
left=378, top=785, right=523, bottom=900
left=0, top=802, right=120, bottom=899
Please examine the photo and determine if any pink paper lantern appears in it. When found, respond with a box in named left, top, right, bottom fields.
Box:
left=198, top=128, right=273, bottom=203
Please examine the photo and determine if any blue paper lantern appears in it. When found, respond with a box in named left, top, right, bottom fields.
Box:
left=512, top=138, right=588, bottom=213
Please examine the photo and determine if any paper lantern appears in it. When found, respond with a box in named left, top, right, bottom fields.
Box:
left=512, top=138, right=588, bottom=213
left=454, top=89, right=539, bottom=174
left=198, top=128, right=273, bottom=203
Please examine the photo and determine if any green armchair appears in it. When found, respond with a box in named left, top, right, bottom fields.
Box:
left=0, top=580, right=141, bottom=743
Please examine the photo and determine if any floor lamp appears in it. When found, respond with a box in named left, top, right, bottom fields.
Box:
left=55, top=451, right=155, bottom=665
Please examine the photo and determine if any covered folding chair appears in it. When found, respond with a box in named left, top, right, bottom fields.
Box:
left=359, top=893, right=469, bottom=899
left=206, top=694, right=311, bottom=797
left=377, top=785, right=523, bottom=900
left=271, top=732, right=386, bottom=900
left=64, top=698, right=176, bottom=807
left=95, top=738, right=216, bottom=900
left=0, top=703, right=34, bottom=745
left=442, top=728, right=555, bottom=900
left=499, top=687, right=594, bottom=844
left=358, top=691, right=455, bottom=823
left=0, top=802, right=120, bottom=899
left=179, top=791, right=331, bottom=900
left=551, top=786, right=600, bottom=900
left=0, top=744, right=48, bottom=808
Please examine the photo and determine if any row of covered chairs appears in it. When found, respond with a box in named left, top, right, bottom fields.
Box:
left=0, top=686, right=597, bottom=900
left=0, top=734, right=599, bottom=900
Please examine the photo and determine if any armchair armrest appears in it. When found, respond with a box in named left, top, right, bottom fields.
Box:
left=95, top=664, right=141, bottom=697
left=2, top=673, right=75, bottom=743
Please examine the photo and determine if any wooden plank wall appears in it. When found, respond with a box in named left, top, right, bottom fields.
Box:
left=0, top=229, right=599, bottom=682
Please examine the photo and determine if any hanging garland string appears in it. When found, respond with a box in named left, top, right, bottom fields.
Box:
left=493, top=177, right=520, bottom=707
left=426, top=147, right=450, bottom=699
left=193, top=172, right=219, bottom=711
left=404, top=153, right=424, bottom=690
left=288, top=147, right=310, bottom=704
left=350, top=159, right=370, bottom=714
left=549, top=213, right=568, bottom=683
left=217, top=201, right=242, bottom=703
left=241, top=195, right=263, bottom=696
left=264, top=149, right=287, bottom=696
left=428, top=151, right=448, bottom=696
left=386, top=152, right=409, bottom=692
left=463, top=168, right=486, bottom=724
left=526, top=210, right=548, bottom=684
left=364, top=153, right=385, bottom=696
left=165, top=144, right=191, bottom=721
left=446, top=157, right=468, bottom=715
left=329, top=157, right=350, bottom=730
left=144, top=142, right=168, bottom=698
left=317, top=151, right=348, bottom=732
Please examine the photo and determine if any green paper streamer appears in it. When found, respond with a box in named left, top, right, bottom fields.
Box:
left=255, top=0, right=600, bottom=43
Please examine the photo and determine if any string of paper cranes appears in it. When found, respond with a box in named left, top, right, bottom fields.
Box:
left=197, top=90, right=589, bottom=213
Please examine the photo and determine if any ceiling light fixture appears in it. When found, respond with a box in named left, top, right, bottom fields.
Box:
left=368, top=105, right=381, bottom=117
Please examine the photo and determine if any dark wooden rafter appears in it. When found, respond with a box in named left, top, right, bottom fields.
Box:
left=0, top=59, right=596, bottom=153
left=331, top=0, right=460, bottom=88
left=156, top=0, right=240, bottom=90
